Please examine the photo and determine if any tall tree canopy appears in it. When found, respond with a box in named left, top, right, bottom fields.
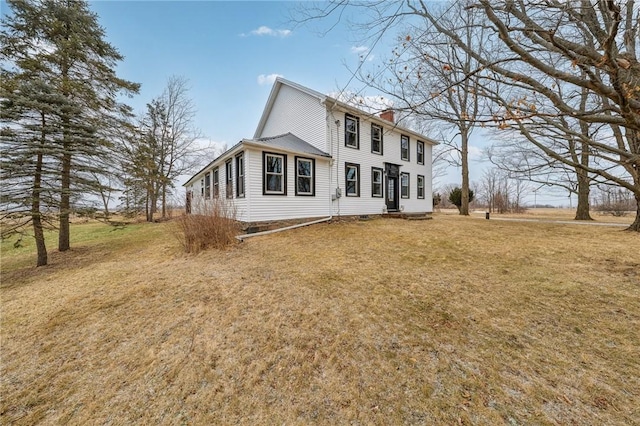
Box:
left=1, top=0, right=140, bottom=265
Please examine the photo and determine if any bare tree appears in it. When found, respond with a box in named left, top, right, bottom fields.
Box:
left=352, top=1, right=489, bottom=215
left=295, top=0, right=640, bottom=231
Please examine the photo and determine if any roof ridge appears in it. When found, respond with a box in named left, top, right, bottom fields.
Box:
left=256, top=132, right=295, bottom=142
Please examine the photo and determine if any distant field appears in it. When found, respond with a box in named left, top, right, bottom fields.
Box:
left=1, top=214, right=639, bottom=424
left=440, top=207, right=636, bottom=224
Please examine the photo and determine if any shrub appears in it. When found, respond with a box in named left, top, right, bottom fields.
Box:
left=448, top=187, right=474, bottom=212
left=175, top=198, right=239, bottom=253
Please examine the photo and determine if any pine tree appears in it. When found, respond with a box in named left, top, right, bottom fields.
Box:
left=1, top=0, right=140, bottom=256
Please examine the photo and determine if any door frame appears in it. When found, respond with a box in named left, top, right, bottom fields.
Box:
left=385, top=163, right=400, bottom=212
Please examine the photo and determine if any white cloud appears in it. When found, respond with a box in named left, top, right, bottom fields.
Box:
left=241, top=26, right=292, bottom=38
left=350, top=45, right=369, bottom=54
left=468, top=145, right=483, bottom=160
left=257, top=73, right=283, bottom=86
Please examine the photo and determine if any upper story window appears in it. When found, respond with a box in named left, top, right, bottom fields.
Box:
left=204, top=172, right=211, bottom=199
left=371, top=123, right=383, bottom=155
left=417, top=140, right=425, bottom=165
left=401, top=172, right=410, bottom=198
left=417, top=175, right=425, bottom=199
left=345, top=113, right=359, bottom=149
left=345, top=162, right=360, bottom=197
left=225, top=159, right=233, bottom=198
left=264, top=152, right=287, bottom=195
left=371, top=167, right=383, bottom=198
left=236, top=153, right=245, bottom=198
left=401, top=135, right=410, bottom=161
left=295, top=156, right=315, bottom=196
left=200, top=179, right=204, bottom=197
left=213, top=167, right=219, bottom=198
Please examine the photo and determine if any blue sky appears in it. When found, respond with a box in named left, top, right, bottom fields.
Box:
left=1, top=0, right=573, bottom=206
left=89, top=1, right=375, bottom=147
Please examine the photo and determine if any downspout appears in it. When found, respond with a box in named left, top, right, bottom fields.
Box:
left=236, top=216, right=332, bottom=241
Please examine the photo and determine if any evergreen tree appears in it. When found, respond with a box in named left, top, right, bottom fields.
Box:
left=1, top=0, right=140, bottom=256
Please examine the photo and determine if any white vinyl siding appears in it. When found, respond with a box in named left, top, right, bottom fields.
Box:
left=257, top=84, right=327, bottom=152
left=327, top=107, right=433, bottom=216
left=247, top=148, right=331, bottom=221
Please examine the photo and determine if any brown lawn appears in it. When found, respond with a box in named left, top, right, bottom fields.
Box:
left=1, top=214, right=639, bottom=425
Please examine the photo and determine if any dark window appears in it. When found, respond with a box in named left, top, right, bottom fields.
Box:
left=401, top=172, right=410, bottom=198
left=204, top=172, right=211, bottom=199
left=371, top=123, right=383, bottom=154
left=345, top=163, right=360, bottom=197
left=263, top=152, right=287, bottom=195
left=372, top=167, right=383, bottom=197
left=225, top=160, right=233, bottom=198
left=200, top=179, right=204, bottom=197
left=295, top=156, right=315, bottom=196
left=401, top=135, right=410, bottom=161
left=417, top=140, right=425, bottom=165
left=213, top=167, right=219, bottom=198
left=345, top=114, right=359, bottom=149
left=236, top=153, right=245, bottom=198
left=417, top=175, right=425, bottom=199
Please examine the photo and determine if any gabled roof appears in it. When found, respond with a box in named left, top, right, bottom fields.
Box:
left=253, top=77, right=439, bottom=146
left=247, top=133, right=330, bottom=158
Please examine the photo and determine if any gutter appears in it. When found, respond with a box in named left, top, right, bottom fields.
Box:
left=235, top=216, right=332, bottom=241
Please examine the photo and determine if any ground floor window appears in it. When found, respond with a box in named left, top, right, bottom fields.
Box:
left=401, top=172, right=410, bottom=198
left=345, top=163, right=360, bottom=197
left=236, top=153, right=245, bottom=198
left=264, top=152, right=287, bottom=195
left=295, top=156, right=315, bottom=196
left=417, top=175, right=425, bottom=199
left=372, top=167, right=383, bottom=197
left=213, top=167, right=219, bottom=198
left=226, top=160, right=233, bottom=198
left=204, top=172, right=211, bottom=199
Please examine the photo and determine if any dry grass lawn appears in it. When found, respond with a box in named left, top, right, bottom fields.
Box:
left=1, top=214, right=639, bottom=425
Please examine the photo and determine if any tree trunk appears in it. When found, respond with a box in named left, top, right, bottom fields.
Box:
left=627, top=192, right=640, bottom=232
left=574, top=168, right=593, bottom=221
left=58, top=150, right=71, bottom=251
left=161, top=182, right=167, bottom=218
left=34, top=113, right=48, bottom=266
left=460, top=128, right=470, bottom=216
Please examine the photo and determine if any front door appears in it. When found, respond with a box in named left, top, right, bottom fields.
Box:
left=385, top=163, right=400, bottom=212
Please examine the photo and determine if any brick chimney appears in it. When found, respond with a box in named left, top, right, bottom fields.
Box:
left=380, top=109, right=394, bottom=123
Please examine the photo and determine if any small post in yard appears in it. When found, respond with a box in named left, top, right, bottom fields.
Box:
left=485, top=212, right=490, bottom=220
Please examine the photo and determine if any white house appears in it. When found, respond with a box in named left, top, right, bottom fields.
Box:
left=183, top=78, right=437, bottom=223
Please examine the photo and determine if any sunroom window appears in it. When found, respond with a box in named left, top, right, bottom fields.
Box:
left=264, top=152, right=286, bottom=195
left=296, top=157, right=314, bottom=196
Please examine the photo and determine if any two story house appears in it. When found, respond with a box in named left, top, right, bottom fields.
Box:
left=184, top=78, right=437, bottom=222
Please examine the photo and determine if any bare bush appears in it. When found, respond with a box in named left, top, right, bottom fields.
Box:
left=592, top=186, right=635, bottom=217
left=175, top=198, right=239, bottom=253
